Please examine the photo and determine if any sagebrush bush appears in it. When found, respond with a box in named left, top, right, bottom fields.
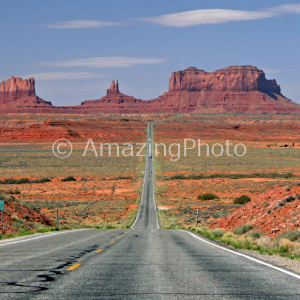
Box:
left=234, top=224, right=254, bottom=235
left=276, top=230, right=300, bottom=242
left=251, top=231, right=265, bottom=239
left=211, top=229, right=224, bottom=238
left=0, top=177, right=51, bottom=184
left=198, top=193, right=219, bottom=200
left=61, top=176, right=76, bottom=182
left=284, top=195, right=296, bottom=202
left=233, top=195, right=251, bottom=205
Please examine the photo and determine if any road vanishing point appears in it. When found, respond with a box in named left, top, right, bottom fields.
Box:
left=0, top=123, right=300, bottom=299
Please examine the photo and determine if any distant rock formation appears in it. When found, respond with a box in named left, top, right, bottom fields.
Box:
left=1, top=66, right=300, bottom=114
left=150, top=66, right=299, bottom=114
left=169, top=66, right=281, bottom=93
left=107, top=80, right=119, bottom=95
left=0, top=76, right=54, bottom=113
left=0, top=76, right=36, bottom=100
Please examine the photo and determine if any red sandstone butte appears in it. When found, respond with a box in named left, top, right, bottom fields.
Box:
left=1, top=66, right=300, bottom=114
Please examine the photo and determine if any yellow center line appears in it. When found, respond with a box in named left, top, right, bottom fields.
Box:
left=96, top=249, right=104, bottom=253
left=110, top=241, right=115, bottom=244
left=67, top=263, right=82, bottom=271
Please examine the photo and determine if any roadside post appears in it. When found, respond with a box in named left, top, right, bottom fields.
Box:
left=57, top=208, right=60, bottom=229
left=0, top=200, right=4, bottom=232
left=195, top=209, right=199, bottom=228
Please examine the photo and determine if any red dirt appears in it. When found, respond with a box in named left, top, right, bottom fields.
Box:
left=0, top=114, right=169, bottom=142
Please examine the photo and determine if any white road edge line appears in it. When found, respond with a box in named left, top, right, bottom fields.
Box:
left=0, top=229, right=91, bottom=247
left=180, top=230, right=300, bottom=280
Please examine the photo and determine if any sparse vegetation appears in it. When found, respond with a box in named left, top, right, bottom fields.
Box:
left=198, top=193, right=219, bottom=200
left=164, top=225, right=300, bottom=259
left=234, top=224, right=254, bottom=235
left=233, top=195, right=251, bottom=205
left=276, top=231, right=300, bottom=242
left=0, top=178, right=51, bottom=184
left=169, top=172, right=296, bottom=180
left=284, top=195, right=296, bottom=202
left=211, top=229, right=224, bottom=238
left=61, top=176, right=76, bottom=182
left=251, top=231, right=265, bottom=239
left=0, top=193, right=13, bottom=201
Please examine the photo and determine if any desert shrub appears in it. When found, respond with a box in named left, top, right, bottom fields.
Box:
left=61, top=176, right=76, bottom=182
left=233, top=195, right=251, bottom=205
left=116, top=176, right=133, bottom=180
left=24, top=214, right=30, bottom=220
left=279, top=202, right=285, bottom=207
left=211, top=229, right=224, bottom=238
left=12, top=219, right=30, bottom=232
left=267, top=210, right=272, bottom=214
left=256, top=235, right=272, bottom=248
left=33, top=177, right=51, bottom=183
left=170, top=174, right=186, bottom=179
left=0, top=177, right=50, bottom=184
left=0, top=193, right=13, bottom=201
left=11, top=213, right=19, bottom=221
left=277, top=239, right=294, bottom=253
left=169, top=172, right=295, bottom=180
left=198, top=193, right=219, bottom=200
left=297, top=194, right=300, bottom=200
left=6, top=189, right=21, bottom=194
left=23, top=202, right=40, bottom=213
left=251, top=231, right=265, bottom=239
left=276, top=231, right=300, bottom=242
left=284, top=195, right=296, bottom=203
left=234, top=224, right=254, bottom=235
left=286, top=187, right=291, bottom=192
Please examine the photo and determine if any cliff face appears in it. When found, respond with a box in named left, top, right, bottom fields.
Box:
left=1, top=66, right=300, bottom=114
left=0, top=76, right=36, bottom=100
left=169, top=66, right=281, bottom=93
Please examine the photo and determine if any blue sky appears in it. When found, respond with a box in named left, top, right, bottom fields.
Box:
left=1, top=0, right=300, bottom=106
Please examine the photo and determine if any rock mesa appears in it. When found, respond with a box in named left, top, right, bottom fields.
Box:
left=1, top=66, right=300, bottom=114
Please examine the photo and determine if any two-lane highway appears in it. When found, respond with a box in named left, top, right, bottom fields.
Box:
left=1, top=122, right=300, bottom=299
left=131, top=123, right=159, bottom=230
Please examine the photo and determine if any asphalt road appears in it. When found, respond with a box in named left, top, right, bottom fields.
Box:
left=131, top=123, right=159, bottom=230
left=0, top=123, right=300, bottom=299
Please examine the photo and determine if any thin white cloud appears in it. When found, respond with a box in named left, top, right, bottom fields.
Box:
left=47, top=20, right=122, bottom=29
left=140, top=9, right=277, bottom=27
left=42, top=57, right=166, bottom=68
left=271, top=4, right=300, bottom=14
left=23, top=72, right=107, bottom=80
left=140, top=4, right=300, bottom=27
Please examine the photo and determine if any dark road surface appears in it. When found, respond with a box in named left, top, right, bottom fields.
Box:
left=0, top=123, right=300, bottom=299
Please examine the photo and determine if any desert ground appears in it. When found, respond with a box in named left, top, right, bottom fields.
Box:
left=0, top=113, right=299, bottom=234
